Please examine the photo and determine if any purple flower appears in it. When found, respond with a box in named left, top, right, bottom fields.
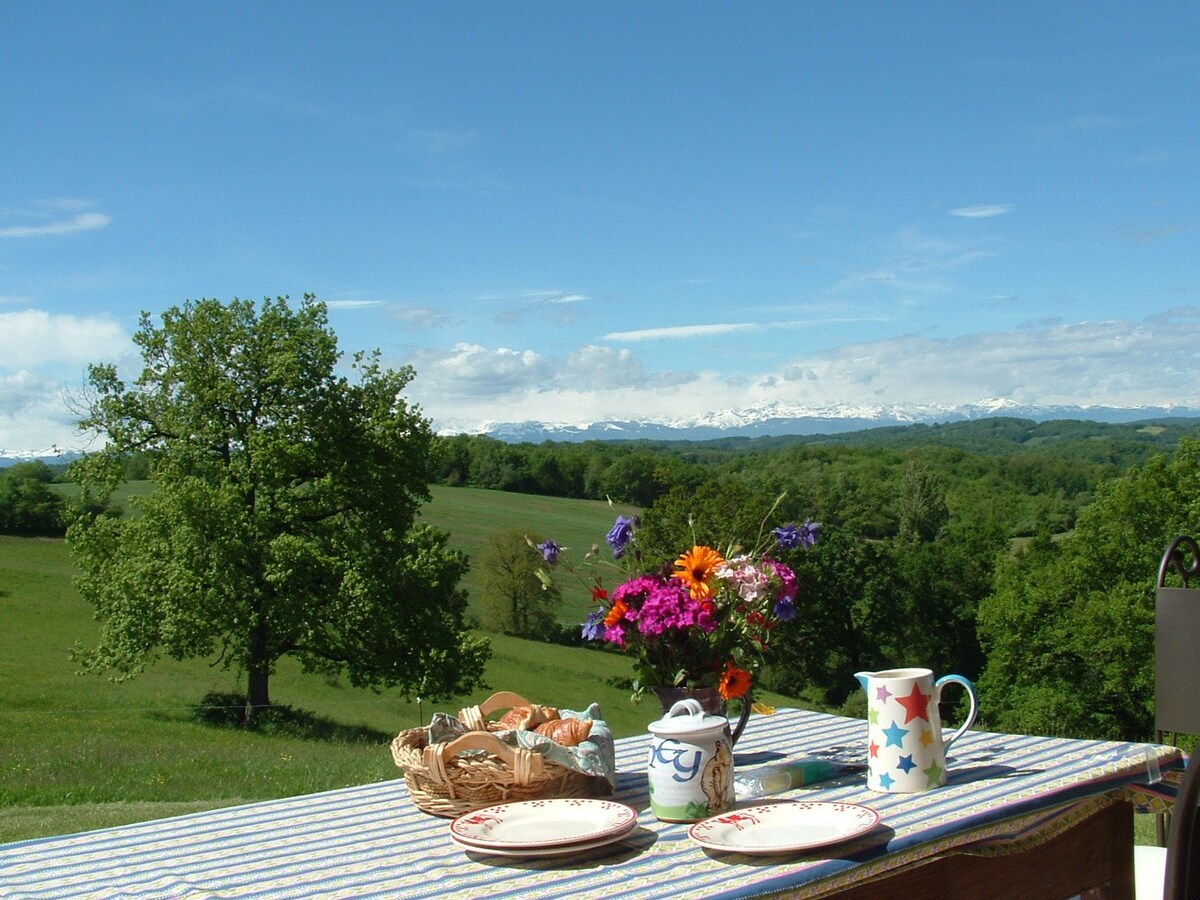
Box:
left=606, top=515, right=638, bottom=560
left=773, top=596, right=797, bottom=622
left=798, top=519, right=821, bottom=548
left=581, top=610, right=605, bottom=641
left=774, top=520, right=820, bottom=550
left=773, top=524, right=801, bottom=549
left=537, top=538, right=561, bottom=564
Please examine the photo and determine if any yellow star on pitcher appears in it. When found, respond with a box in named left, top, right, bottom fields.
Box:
left=919, top=727, right=934, bottom=747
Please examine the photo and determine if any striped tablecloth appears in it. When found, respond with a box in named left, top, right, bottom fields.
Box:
left=0, top=709, right=1182, bottom=899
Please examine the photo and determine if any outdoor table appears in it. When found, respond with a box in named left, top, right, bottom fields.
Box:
left=0, top=708, right=1182, bottom=899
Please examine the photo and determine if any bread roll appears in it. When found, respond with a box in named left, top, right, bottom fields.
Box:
left=533, top=717, right=593, bottom=747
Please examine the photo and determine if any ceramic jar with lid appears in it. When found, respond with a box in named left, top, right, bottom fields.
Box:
left=646, top=698, right=734, bottom=822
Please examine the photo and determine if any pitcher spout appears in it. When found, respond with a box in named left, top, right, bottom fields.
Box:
left=854, top=671, right=873, bottom=691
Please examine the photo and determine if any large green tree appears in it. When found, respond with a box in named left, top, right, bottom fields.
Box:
left=68, top=296, right=489, bottom=721
left=479, top=529, right=563, bottom=639
left=0, top=460, right=65, bottom=535
left=977, top=433, right=1200, bottom=740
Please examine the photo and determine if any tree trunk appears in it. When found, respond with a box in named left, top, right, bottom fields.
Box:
left=244, top=620, right=271, bottom=724
left=245, top=666, right=270, bottom=723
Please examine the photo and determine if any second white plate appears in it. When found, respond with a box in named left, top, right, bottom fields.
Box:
left=689, top=801, right=880, bottom=855
left=449, top=798, right=638, bottom=850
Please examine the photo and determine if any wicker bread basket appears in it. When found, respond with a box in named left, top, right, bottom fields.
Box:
left=390, top=691, right=611, bottom=817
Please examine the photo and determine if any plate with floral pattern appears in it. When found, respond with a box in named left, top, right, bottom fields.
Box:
left=450, top=798, right=638, bottom=850
left=689, top=801, right=880, bottom=855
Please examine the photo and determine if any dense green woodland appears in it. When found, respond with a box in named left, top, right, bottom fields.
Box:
left=430, top=418, right=1200, bottom=742
left=432, top=417, right=1196, bottom=536
left=5, top=415, right=1197, bottom=741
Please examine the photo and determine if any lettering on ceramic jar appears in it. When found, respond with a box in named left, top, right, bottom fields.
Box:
left=650, top=738, right=703, bottom=783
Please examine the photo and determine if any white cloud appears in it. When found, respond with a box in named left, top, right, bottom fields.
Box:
left=412, top=343, right=555, bottom=397
left=410, top=309, right=1200, bottom=435
left=603, top=323, right=759, bottom=341
left=0, top=371, right=88, bottom=455
left=950, top=205, right=1014, bottom=219
left=0, top=310, right=129, bottom=367
left=325, top=299, right=385, bottom=310
left=0, top=212, right=111, bottom=238
left=765, top=312, right=1200, bottom=409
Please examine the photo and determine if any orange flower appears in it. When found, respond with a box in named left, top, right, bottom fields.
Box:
left=719, top=662, right=753, bottom=700
left=674, top=545, right=725, bottom=600
left=603, top=598, right=630, bottom=628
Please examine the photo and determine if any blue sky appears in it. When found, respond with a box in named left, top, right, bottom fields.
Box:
left=2, top=2, right=1199, bottom=453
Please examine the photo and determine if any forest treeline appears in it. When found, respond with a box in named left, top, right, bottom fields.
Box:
left=430, top=417, right=1198, bottom=539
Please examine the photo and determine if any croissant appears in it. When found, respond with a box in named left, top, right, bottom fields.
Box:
left=494, top=704, right=559, bottom=731
left=534, top=717, right=593, bottom=747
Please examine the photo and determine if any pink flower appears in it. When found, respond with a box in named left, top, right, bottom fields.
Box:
left=770, top=560, right=798, bottom=600
left=637, top=580, right=701, bottom=635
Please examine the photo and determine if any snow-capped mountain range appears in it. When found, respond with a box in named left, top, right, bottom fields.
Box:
left=438, top=398, right=1200, bottom=443
left=6, top=399, right=1200, bottom=465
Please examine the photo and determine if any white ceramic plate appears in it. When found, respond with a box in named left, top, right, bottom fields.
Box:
left=449, top=798, right=638, bottom=850
left=688, top=801, right=880, bottom=855
left=450, top=829, right=633, bottom=858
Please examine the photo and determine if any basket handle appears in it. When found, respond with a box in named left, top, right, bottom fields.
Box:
left=422, top=730, right=544, bottom=785
left=458, top=691, right=535, bottom=731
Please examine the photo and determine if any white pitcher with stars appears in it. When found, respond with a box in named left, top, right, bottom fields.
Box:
left=854, top=667, right=978, bottom=793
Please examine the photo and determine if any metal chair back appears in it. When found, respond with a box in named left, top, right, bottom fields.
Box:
left=1157, top=536, right=1200, bottom=737
left=1156, top=535, right=1200, bottom=846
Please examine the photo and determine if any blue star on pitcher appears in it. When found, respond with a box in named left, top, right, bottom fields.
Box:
left=882, top=720, right=909, bottom=748
left=878, top=771, right=895, bottom=790
left=896, top=753, right=917, bottom=774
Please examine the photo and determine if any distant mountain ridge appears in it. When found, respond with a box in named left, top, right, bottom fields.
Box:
left=444, top=400, right=1200, bottom=443
left=7, top=400, right=1200, bottom=466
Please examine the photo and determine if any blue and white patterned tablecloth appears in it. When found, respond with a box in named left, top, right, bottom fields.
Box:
left=0, top=709, right=1182, bottom=899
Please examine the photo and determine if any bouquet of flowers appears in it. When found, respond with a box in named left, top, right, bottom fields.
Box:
left=537, top=511, right=819, bottom=702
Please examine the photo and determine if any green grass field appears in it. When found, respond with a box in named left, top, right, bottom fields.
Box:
left=0, top=486, right=796, bottom=844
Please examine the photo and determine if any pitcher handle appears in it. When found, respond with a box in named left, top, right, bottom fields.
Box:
left=729, top=695, right=751, bottom=747
left=935, top=674, right=978, bottom=751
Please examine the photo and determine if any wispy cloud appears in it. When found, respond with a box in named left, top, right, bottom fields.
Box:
left=0, top=211, right=111, bottom=238
left=395, top=306, right=454, bottom=329
left=485, top=289, right=590, bottom=325
left=408, top=127, right=479, bottom=154
left=1112, top=220, right=1195, bottom=243
left=603, top=323, right=759, bottom=341
left=325, top=299, right=385, bottom=310
left=1065, top=113, right=1132, bottom=130
left=950, top=205, right=1013, bottom=218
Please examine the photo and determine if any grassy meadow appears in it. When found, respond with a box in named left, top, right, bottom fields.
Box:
left=0, top=486, right=801, bottom=844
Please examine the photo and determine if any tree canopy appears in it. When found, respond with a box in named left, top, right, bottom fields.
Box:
left=0, top=461, right=65, bottom=535
left=976, top=434, right=1200, bottom=739
left=67, top=296, right=489, bottom=720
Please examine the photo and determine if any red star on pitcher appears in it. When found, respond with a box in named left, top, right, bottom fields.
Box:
left=895, top=682, right=932, bottom=723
